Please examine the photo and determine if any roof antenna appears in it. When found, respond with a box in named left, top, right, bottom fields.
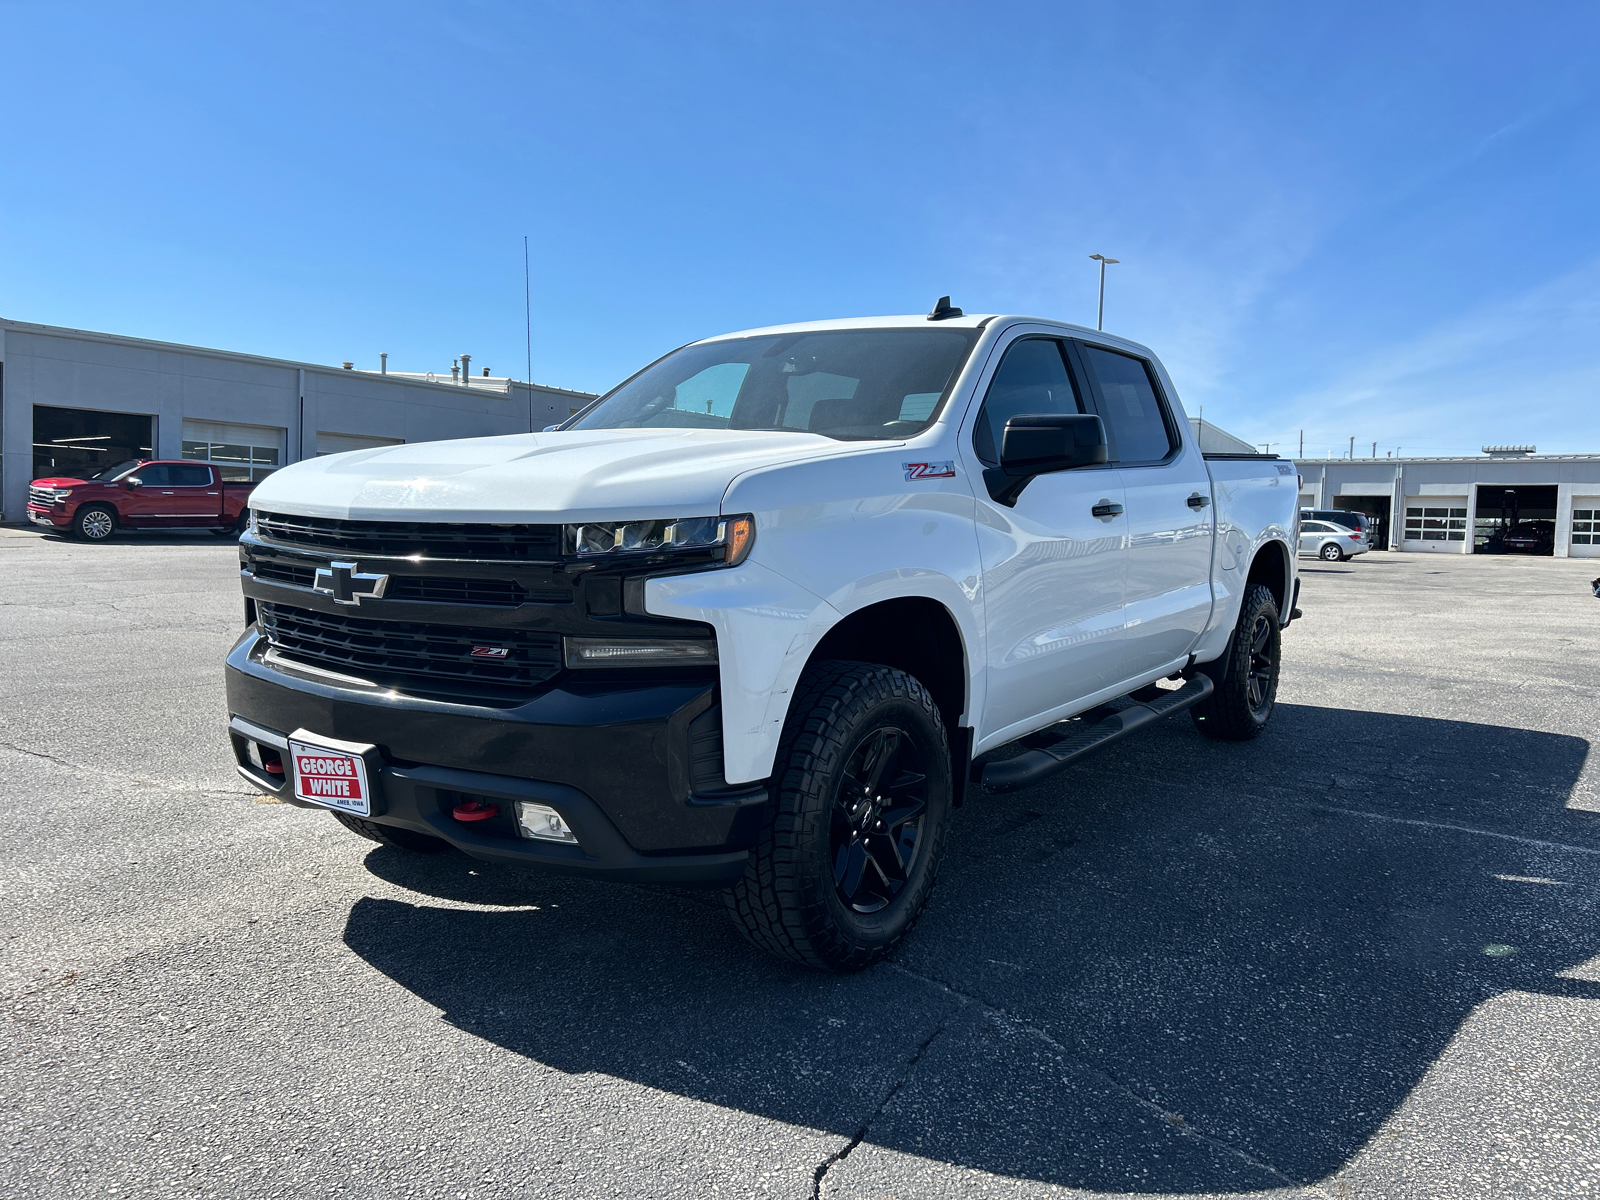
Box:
left=927, top=295, right=963, bottom=321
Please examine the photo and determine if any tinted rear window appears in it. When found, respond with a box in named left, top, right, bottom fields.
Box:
left=1079, top=345, right=1175, bottom=463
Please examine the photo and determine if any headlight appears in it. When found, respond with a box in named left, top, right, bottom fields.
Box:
left=565, top=514, right=754, bottom=565
left=53, top=489, right=72, bottom=502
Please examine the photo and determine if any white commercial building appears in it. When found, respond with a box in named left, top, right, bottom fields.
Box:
left=1297, top=449, right=1600, bottom=558
left=0, top=318, right=596, bottom=521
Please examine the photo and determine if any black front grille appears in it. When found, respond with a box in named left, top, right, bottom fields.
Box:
left=251, top=560, right=317, bottom=588
left=256, top=512, right=562, bottom=561
left=258, top=601, right=561, bottom=700
left=248, top=559, right=561, bottom=607
left=386, top=576, right=539, bottom=606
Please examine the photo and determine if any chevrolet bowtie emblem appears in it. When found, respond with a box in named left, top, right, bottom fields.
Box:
left=313, top=561, right=390, bottom=606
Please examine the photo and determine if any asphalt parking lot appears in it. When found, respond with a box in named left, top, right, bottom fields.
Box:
left=3, top=526, right=1599, bottom=1199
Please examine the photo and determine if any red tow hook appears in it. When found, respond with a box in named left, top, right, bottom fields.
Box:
left=261, top=750, right=285, bottom=777
left=452, top=798, right=498, bottom=822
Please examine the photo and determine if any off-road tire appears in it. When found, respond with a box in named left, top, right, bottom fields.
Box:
left=73, top=505, right=117, bottom=542
left=1190, top=584, right=1281, bottom=742
left=725, top=661, right=951, bottom=972
left=1318, top=542, right=1343, bottom=562
left=332, top=812, right=449, bottom=852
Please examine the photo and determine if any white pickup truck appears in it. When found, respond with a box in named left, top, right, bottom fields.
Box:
left=225, top=302, right=1301, bottom=971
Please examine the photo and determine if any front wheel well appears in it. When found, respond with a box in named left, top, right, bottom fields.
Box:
left=806, top=597, right=967, bottom=734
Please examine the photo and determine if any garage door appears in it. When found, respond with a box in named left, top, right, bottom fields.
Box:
left=1402, top=498, right=1467, bottom=551
left=182, top=419, right=285, bottom=482
left=316, top=432, right=403, bottom=457
left=1571, top=499, right=1600, bottom=558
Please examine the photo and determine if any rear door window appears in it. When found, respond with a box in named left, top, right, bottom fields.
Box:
left=1076, top=345, right=1176, bottom=464
left=972, top=338, right=1084, bottom=464
left=169, top=464, right=214, bottom=486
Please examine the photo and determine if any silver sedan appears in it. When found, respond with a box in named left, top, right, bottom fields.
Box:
left=1299, top=519, right=1370, bottom=562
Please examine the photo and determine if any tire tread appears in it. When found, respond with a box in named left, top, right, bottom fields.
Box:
left=725, top=660, right=948, bottom=972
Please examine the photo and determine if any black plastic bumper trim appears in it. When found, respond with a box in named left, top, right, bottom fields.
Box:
left=227, top=712, right=751, bottom=888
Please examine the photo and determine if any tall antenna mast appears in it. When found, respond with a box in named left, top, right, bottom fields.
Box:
left=524, top=235, right=533, bottom=431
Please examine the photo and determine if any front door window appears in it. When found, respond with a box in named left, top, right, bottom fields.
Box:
left=969, top=336, right=1125, bottom=739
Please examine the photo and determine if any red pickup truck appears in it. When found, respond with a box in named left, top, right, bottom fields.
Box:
left=27, top=459, right=256, bottom=541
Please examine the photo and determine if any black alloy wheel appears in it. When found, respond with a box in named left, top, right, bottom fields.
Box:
left=1243, top=611, right=1277, bottom=716
left=1191, top=583, right=1282, bottom=741
left=830, top=726, right=929, bottom=914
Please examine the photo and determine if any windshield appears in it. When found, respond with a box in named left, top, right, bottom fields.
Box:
left=89, top=459, right=142, bottom=481
left=570, top=328, right=980, bottom=440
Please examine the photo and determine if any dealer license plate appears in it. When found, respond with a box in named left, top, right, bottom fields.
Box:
left=288, top=732, right=373, bottom=817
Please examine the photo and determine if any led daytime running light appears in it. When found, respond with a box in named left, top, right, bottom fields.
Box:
left=564, top=637, right=719, bottom=669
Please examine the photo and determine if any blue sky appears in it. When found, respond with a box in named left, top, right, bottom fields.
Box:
left=3, top=1, right=1598, bottom=457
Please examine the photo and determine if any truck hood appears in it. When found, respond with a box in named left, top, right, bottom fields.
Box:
left=31, top=476, right=94, bottom=488
left=246, top=428, right=869, bottom=522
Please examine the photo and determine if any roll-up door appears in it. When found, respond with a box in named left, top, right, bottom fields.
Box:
left=1569, top=500, right=1600, bottom=558
left=1402, top=497, right=1467, bottom=551
left=181, top=419, right=286, bottom=482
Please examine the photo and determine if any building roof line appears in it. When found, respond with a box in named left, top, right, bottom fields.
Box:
left=1300, top=455, right=1600, bottom=464
left=0, top=317, right=594, bottom=400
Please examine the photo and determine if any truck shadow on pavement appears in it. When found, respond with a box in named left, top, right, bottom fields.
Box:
left=342, top=703, right=1599, bottom=1193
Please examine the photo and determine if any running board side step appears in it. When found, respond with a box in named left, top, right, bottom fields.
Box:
left=979, top=674, right=1215, bottom=793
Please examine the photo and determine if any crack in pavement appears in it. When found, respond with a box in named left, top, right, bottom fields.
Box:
left=887, top=963, right=1335, bottom=1198
left=812, top=1012, right=952, bottom=1199
left=0, top=739, right=251, bottom=800
left=0, top=740, right=77, bottom=769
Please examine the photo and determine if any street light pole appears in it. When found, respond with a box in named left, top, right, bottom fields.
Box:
left=1089, top=254, right=1119, bottom=330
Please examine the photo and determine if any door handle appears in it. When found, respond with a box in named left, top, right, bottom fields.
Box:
left=1091, top=501, right=1124, bottom=518
left=1187, top=493, right=1211, bottom=509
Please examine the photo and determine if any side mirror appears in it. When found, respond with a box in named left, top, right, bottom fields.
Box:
left=125, top=477, right=143, bottom=488
left=983, top=413, right=1108, bottom=506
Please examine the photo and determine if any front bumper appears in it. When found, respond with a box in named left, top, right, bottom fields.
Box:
left=26, top=504, right=68, bottom=528
left=226, top=628, right=767, bottom=887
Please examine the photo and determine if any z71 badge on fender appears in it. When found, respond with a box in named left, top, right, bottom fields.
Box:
left=903, top=461, right=956, bottom=481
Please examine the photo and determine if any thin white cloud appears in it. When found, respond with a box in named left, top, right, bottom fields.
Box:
left=1239, top=256, right=1600, bottom=455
